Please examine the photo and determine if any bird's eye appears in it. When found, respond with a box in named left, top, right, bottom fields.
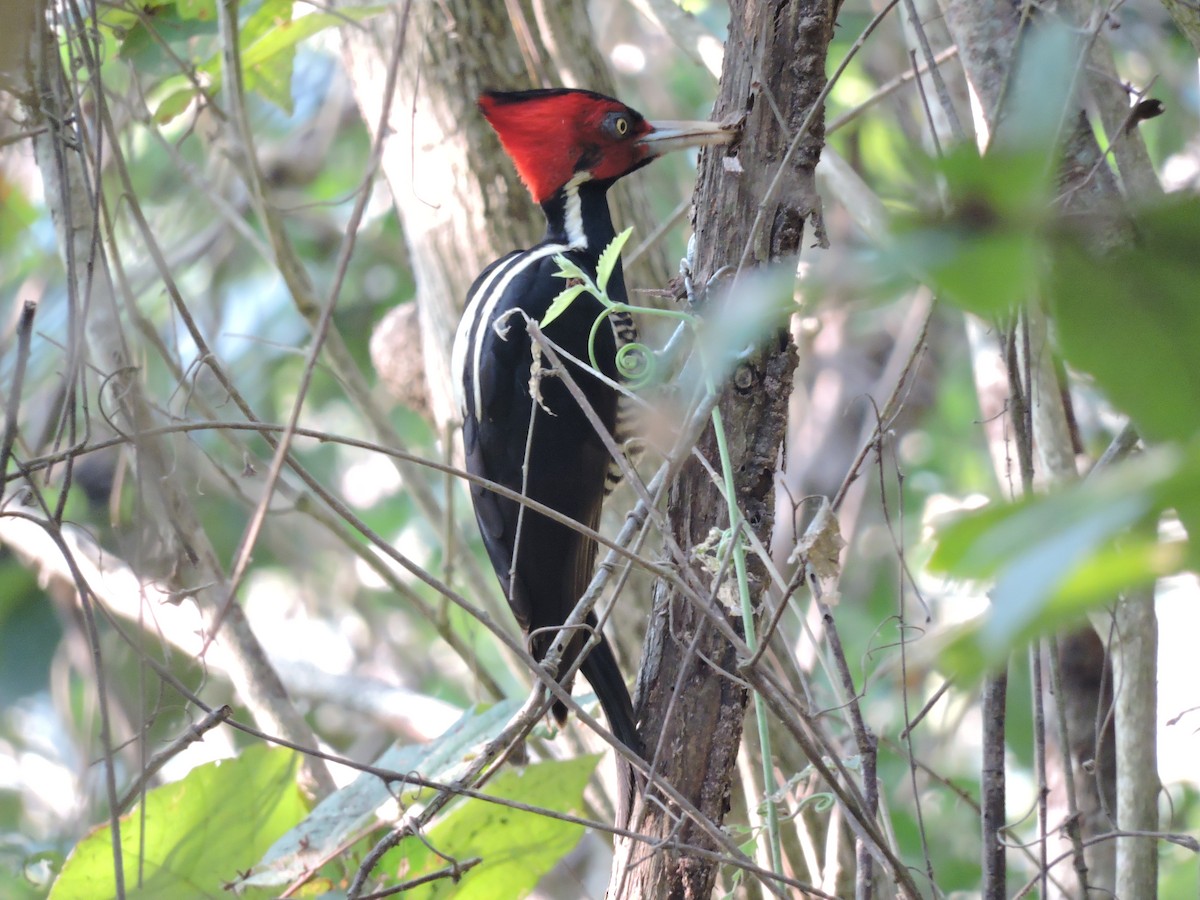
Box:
left=604, top=113, right=631, bottom=138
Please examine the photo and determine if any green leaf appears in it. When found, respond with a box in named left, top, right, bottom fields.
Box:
left=1049, top=197, right=1200, bottom=444
left=887, top=145, right=1050, bottom=316
left=381, top=755, right=600, bottom=899
left=238, top=0, right=295, bottom=113
left=240, top=0, right=293, bottom=47
left=153, top=88, right=199, bottom=125
left=596, top=226, right=634, bottom=295
left=550, top=254, right=590, bottom=284
left=929, top=447, right=1191, bottom=678
left=174, top=0, right=216, bottom=21
left=993, top=21, right=1081, bottom=157
left=115, top=5, right=219, bottom=79
left=148, top=5, right=387, bottom=122
left=541, top=284, right=588, bottom=329
left=243, top=8, right=386, bottom=69
left=98, top=0, right=174, bottom=41
left=243, top=701, right=521, bottom=890
left=50, top=746, right=306, bottom=900
left=878, top=18, right=1079, bottom=318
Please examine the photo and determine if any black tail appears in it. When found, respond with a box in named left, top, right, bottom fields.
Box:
left=572, top=632, right=642, bottom=826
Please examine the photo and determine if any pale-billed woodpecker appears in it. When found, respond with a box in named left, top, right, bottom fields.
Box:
left=452, top=88, right=731, bottom=816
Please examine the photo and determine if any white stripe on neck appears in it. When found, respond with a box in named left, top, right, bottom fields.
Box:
left=562, top=171, right=591, bottom=250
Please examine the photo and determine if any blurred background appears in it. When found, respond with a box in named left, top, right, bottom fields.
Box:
left=1, top=0, right=1198, bottom=896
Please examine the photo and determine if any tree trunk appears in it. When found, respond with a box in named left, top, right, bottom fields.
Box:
left=610, top=2, right=833, bottom=897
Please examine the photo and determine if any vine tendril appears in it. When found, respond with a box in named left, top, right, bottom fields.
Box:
left=615, top=342, right=656, bottom=389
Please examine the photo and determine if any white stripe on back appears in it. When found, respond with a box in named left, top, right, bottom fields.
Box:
left=453, top=175, right=591, bottom=421
left=452, top=252, right=524, bottom=418
left=457, top=242, right=570, bottom=419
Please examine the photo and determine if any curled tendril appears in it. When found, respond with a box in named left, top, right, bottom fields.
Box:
left=615, top=341, right=656, bottom=389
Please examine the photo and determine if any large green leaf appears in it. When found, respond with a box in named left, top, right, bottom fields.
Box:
left=879, top=24, right=1080, bottom=316
left=885, top=145, right=1050, bottom=316
left=242, top=700, right=520, bottom=889
left=929, top=446, right=1193, bottom=678
left=148, top=4, right=387, bottom=123
left=49, top=746, right=306, bottom=900
left=381, top=755, right=600, bottom=900
left=1049, top=198, right=1200, bottom=445
left=238, top=0, right=295, bottom=113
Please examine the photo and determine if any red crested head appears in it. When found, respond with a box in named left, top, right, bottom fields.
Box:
left=478, top=89, right=656, bottom=205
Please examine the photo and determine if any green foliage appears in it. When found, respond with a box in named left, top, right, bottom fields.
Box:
left=875, top=22, right=1081, bottom=317
left=926, top=193, right=1200, bottom=676
left=244, top=701, right=522, bottom=889
left=378, top=756, right=598, bottom=900
left=49, top=747, right=306, bottom=900
left=595, top=226, right=633, bottom=295
left=1050, top=198, right=1200, bottom=445
left=929, top=446, right=1191, bottom=677
left=887, top=145, right=1049, bottom=316
left=9, top=2, right=1200, bottom=895
left=96, top=0, right=385, bottom=122
left=542, top=226, right=633, bottom=329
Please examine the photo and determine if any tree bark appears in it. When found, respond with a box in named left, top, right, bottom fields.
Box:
left=610, top=2, right=832, bottom=897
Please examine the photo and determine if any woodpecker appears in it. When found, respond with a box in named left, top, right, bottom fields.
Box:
left=452, top=88, right=731, bottom=815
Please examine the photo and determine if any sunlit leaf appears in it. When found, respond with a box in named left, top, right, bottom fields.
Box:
left=243, top=701, right=520, bottom=889
left=541, top=284, right=588, bottom=329
left=147, top=5, right=386, bottom=121
left=1049, top=197, right=1200, bottom=445
left=174, top=0, right=216, bottom=22
left=596, top=226, right=634, bottom=294
left=237, top=0, right=294, bottom=112
left=153, top=87, right=199, bottom=124
left=243, top=8, right=387, bottom=70
left=50, top=747, right=305, bottom=900
left=380, top=755, right=600, bottom=899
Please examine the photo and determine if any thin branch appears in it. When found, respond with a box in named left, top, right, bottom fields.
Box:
left=116, top=706, right=233, bottom=813
left=0, top=301, right=36, bottom=488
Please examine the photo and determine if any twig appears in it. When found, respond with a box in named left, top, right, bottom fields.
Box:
left=1030, top=645, right=1050, bottom=897
left=827, top=46, right=959, bottom=134
left=356, top=857, right=482, bottom=899
left=30, top=11, right=125, bottom=890
left=116, top=706, right=233, bottom=813
left=981, top=669, right=1009, bottom=899
left=901, top=0, right=967, bottom=142
left=1046, top=637, right=1093, bottom=894
left=898, top=679, right=951, bottom=739
left=0, top=301, right=36, bottom=488
left=209, top=0, right=410, bottom=648
left=1012, top=828, right=1198, bottom=898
